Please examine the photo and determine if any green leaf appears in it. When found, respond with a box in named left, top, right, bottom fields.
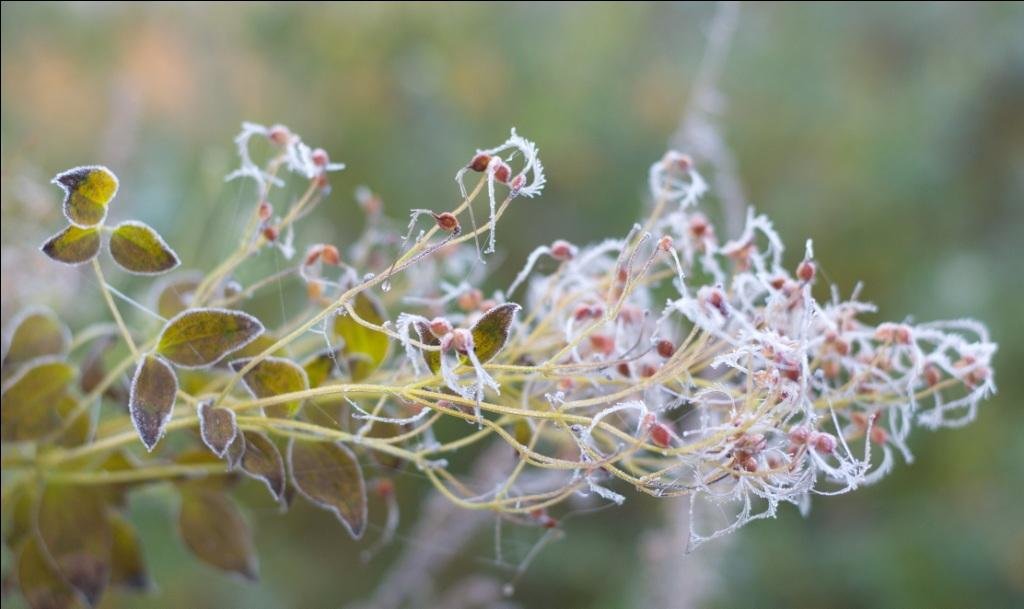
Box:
left=238, top=431, right=286, bottom=503
left=37, top=484, right=112, bottom=606
left=1, top=307, right=70, bottom=373
left=108, top=221, right=180, bottom=275
left=198, top=400, right=238, bottom=459
left=150, top=272, right=201, bottom=319
left=288, top=439, right=367, bottom=539
left=18, top=536, right=89, bottom=609
left=156, top=308, right=264, bottom=368
left=55, top=393, right=92, bottom=448
left=230, top=356, right=308, bottom=418
left=128, top=355, right=177, bottom=451
left=413, top=320, right=441, bottom=374
left=40, top=224, right=101, bottom=265
left=469, top=303, right=520, bottom=363
left=334, top=292, right=391, bottom=381
left=108, top=512, right=151, bottom=592
left=1, top=358, right=76, bottom=442
left=3, top=484, right=36, bottom=550
left=178, top=489, right=258, bottom=581
left=53, top=165, right=118, bottom=228
left=302, top=349, right=341, bottom=388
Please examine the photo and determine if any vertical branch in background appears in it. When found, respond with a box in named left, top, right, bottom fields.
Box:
left=670, top=0, right=745, bottom=239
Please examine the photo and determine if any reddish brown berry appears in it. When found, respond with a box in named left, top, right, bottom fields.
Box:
left=433, top=212, right=460, bottom=233
left=469, top=153, right=491, bottom=172
left=656, top=339, right=675, bottom=359
left=811, top=432, right=837, bottom=454
left=257, top=201, right=273, bottom=221
left=589, top=334, right=615, bottom=356
left=549, top=239, right=577, bottom=262
left=492, top=160, right=511, bottom=183
left=262, top=225, right=279, bottom=242
left=267, top=124, right=290, bottom=145
left=650, top=422, right=673, bottom=448
left=429, top=317, right=453, bottom=338
left=457, top=289, right=483, bottom=312
left=320, top=245, right=341, bottom=266
left=797, top=260, right=816, bottom=282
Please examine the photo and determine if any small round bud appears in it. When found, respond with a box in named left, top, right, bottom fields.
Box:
left=469, top=153, right=491, bottom=172
left=923, top=364, right=942, bottom=387
left=688, top=213, right=710, bottom=238
left=650, top=422, right=673, bottom=448
left=797, top=260, right=816, bottom=282
left=639, top=363, right=657, bottom=378
left=573, top=303, right=603, bottom=321
left=510, top=174, right=526, bottom=192
left=457, top=288, right=483, bottom=312
left=616, top=362, right=632, bottom=377
left=257, top=201, right=273, bottom=221
left=870, top=426, right=889, bottom=445
left=810, top=432, right=837, bottom=454
left=262, top=225, right=279, bottom=242
left=492, top=160, right=511, bottom=183
left=656, top=339, right=676, bottom=359
left=433, top=212, right=460, bottom=233
left=549, top=240, right=577, bottom=262
left=657, top=235, right=674, bottom=252
left=450, top=328, right=473, bottom=353
left=267, top=124, right=291, bottom=145
left=320, top=245, right=341, bottom=266
left=311, top=148, right=330, bottom=167
left=478, top=299, right=497, bottom=312
left=428, top=317, right=453, bottom=338
left=740, top=455, right=759, bottom=472
left=589, top=334, right=615, bottom=356
left=788, top=426, right=812, bottom=445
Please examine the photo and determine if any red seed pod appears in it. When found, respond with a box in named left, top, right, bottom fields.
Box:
left=429, top=317, right=453, bottom=338
left=304, top=245, right=324, bottom=266
left=492, top=160, right=512, bottom=184
left=650, top=422, right=673, bottom=448
left=769, top=276, right=787, bottom=290
left=640, top=363, right=657, bottom=378
left=257, top=201, right=273, bottom=221
left=616, top=362, right=632, bottom=377
left=549, top=239, right=577, bottom=262
left=469, top=153, right=491, bottom=172
left=375, top=478, right=395, bottom=498
left=656, top=339, right=676, bottom=359
left=657, top=235, right=674, bottom=252
left=510, top=174, right=526, bottom=192
left=689, top=213, right=710, bottom=238
left=311, top=148, right=329, bottom=167
left=589, top=334, right=615, bottom=356
left=262, top=225, right=279, bottom=242
left=740, top=455, right=759, bottom=472
left=870, top=425, right=889, bottom=445
left=457, top=289, right=483, bottom=312
left=788, top=426, right=812, bottom=445
left=433, top=212, right=460, bottom=233
left=320, top=245, right=341, bottom=266
left=267, top=124, right=291, bottom=145
left=797, top=259, right=816, bottom=282
left=573, top=304, right=601, bottom=321
left=811, top=432, right=837, bottom=454
left=923, top=364, right=942, bottom=387
left=450, top=328, right=473, bottom=353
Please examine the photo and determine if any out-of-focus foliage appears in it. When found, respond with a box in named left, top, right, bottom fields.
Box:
left=2, top=3, right=1022, bottom=609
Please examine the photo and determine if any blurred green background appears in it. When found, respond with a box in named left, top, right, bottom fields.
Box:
left=2, top=2, right=1022, bottom=608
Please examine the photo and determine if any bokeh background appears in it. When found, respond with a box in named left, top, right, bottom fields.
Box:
left=2, top=2, right=1023, bottom=608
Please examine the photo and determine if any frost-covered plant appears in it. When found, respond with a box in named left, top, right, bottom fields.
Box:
left=0, top=123, right=996, bottom=606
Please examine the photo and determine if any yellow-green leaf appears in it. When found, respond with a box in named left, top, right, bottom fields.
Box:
left=1, top=307, right=70, bottom=373
left=53, top=165, right=118, bottom=227
left=157, top=308, right=264, bottom=368
left=413, top=320, right=441, bottom=374
left=3, top=484, right=36, bottom=550
left=237, top=431, right=286, bottom=503
left=40, top=224, right=101, bottom=265
left=108, top=512, right=151, bottom=592
left=178, top=489, right=258, bottom=581
left=150, top=272, right=201, bottom=319
left=18, top=536, right=89, bottom=609
left=334, top=292, right=390, bottom=381
left=230, top=356, right=307, bottom=418
left=469, top=303, right=520, bottom=363
left=288, top=439, right=367, bottom=539
left=198, top=400, right=238, bottom=459
left=55, top=393, right=92, bottom=448
left=302, top=349, right=341, bottom=388
left=37, top=484, right=112, bottom=606
left=1, top=358, right=76, bottom=442
left=128, top=355, right=177, bottom=451
left=109, top=221, right=180, bottom=275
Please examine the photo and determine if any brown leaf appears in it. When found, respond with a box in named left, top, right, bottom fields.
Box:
left=1, top=307, right=70, bottom=373
left=198, top=400, right=238, bottom=458
left=157, top=308, right=264, bottom=368
left=108, top=221, right=180, bottom=275
left=288, top=439, right=367, bottom=539
left=177, top=489, right=258, bottom=581
left=239, top=431, right=286, bottom=502
left=128, top=355, right=177, bottom=451
left=37, top=484, right=112, bottom=606
left=108, top=513, right=151, bottom=592
left=1, top=358, right=76, bottom=442
left=230, top=356, right=308, bottom=418
left=52, top=165, right=118, bottom=227
left=18, top=536, right=89, bottom=609
left=40, top=225, right=101, bottom=266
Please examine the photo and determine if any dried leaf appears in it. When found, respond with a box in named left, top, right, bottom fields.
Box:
left=334, top=292, right=391, bottom=381
left=225, top=433, right=246, bottom=470
left=53, top=165, right=118, bottom=228
left=128, top=355, right=177, bottom=451
left=18, top=536, right=89, bottom=609
left=198, top=400, right=238, bottom=459
left=413, top=320, right=441, bottom=374
left=157, top=308, right=264, bottom=368
left=470, top=303, right=520, bottom=363
left=40, top=225, right=101, bottom=265
left=1, top=307, right=70, bottom=373
left=288, top=439, right=367, bottom=539
left=108, top=221, right=180, bottom=275
left=150, top=272, right=201, bottom=319
left=177, top=489, right=258, bottom=581
left=108, top=512, right=151, bottom=592
left=239, top=431, right=286, bottom=502
left=230, top=356, right=307, bottom=418
left=37, top=484, right=112, bottom=606
left=1, top=358, right=76, bottom=442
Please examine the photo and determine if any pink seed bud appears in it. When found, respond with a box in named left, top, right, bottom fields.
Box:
left=457, top=289, right=483, bottom=312
left=589, top=334, right=615, bottom=356
left=257, top=201, right=273, bottom=221
left=810, top=432, right=837, bottom=454
left=492, top=160, right=512, bottom=183
left=320, top=245, right=341, bottom=266
left=650, top=422, right=673, bottom=448
left=267, top=124, right=291, bottom=145
left=311, top=148, right=329, bottom=167
left=450, top=328, right=473, bottom=353
left=469, top=153, right=491, bottom=172
left=549, top=240, right=577, bottom=262
left=797, top=260, right=816, bottom=282
left=788, top=426, right=812, bottom=445
left=433, top=212, right=460, bottom=233
left=657, top=235, right=674, bottom=252
left=429, top=317, right=453, bottom=338
left=262, top=225, right=279, bottom=242
left=689, top=213, right=710, bottom=238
